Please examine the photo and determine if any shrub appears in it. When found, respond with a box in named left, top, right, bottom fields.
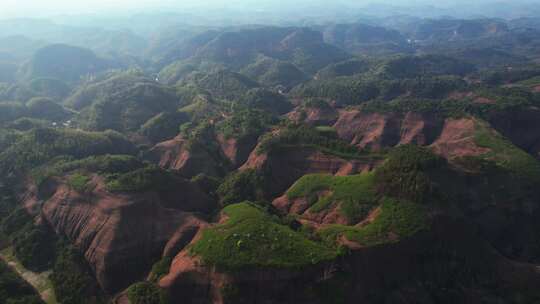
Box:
left=216, top=109, right=275, bottom=140
left=106, top=166, right=178, bottom=192
left=239, top=88, right=293, bottom=115
left=218, top=170, right=266, bottom=205
left=148, top=257, right=172, bottom=283
left=191, top=174, right=221, bottom=198
left=0, top=128, right=135, bottom=175
left=67, top=173, right=93, bottom=193
left=26, top=97, right=69, bottom=121
left=375, top=145, right=445, bottom=203
left=287, top=173, right=377, bottom=223
left=190, top=202, right=337, bottom=270
left=319, top=199, right=429, bottom=247
left=127, top=282, right=170, bottom=304
left=12, top=224, right=57, bottom=272
left=139, top=112, right=188, bottom=143
left=473, top=120, right=540, bottom=183
left=257, top=124, right=370, bottom=160
left=50, top=242, right=106, bottom=304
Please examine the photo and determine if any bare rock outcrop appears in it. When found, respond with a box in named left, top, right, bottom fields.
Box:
left=430, top=118, right=490, bottom=159
left=333, top=110, right=444, bottom=151
left=23, top=176, right=212, bottom=293
left=216, top=134, right=259, bottom=168
left=147, top=136, right=223, bottom=178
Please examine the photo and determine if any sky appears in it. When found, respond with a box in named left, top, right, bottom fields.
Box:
left=0, top=0, right=534, bottom=18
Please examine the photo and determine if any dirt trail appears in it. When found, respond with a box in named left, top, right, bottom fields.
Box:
left=0, top=247, right=57, bottom=304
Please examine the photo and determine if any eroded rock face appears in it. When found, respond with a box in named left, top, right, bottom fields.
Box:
left=149, top=133, right=259, bottom=177
left=216, top=134, right=259, bottom=169
left=430, top=118, right=490, bottom=159
left=148, top=136, right=222, bottom=178
left=241, top=146, right=378, bottom=197
left=24, top=176, right=212, bottom=293
left=333, top=110, right=444, bottom=151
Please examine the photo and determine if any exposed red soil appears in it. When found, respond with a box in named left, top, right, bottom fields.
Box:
left=273, top=191, right=350, bottom=225
left=216, top=134, right=258, bottom=168
left=333, top=110, right=443, bottom=151
left=430, top=118, right=490, bottom=159
left=272, top=195, right=310, bottom=216
left=148, top=136, right=222, bottom=178
left=21, top=175, right=212, bottom=293
left=286, top=106, right=339, bottom=126
left=304, top=204, right=350, bottom=225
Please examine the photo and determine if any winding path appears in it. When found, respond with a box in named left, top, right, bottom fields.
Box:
left=0, top=247, right=57, bottom=304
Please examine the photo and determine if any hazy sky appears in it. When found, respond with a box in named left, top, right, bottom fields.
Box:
left=0, top=0, right=533, bottom=18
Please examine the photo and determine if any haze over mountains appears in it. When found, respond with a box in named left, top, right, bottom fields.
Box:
left=3, top=1, right=540, bottom=304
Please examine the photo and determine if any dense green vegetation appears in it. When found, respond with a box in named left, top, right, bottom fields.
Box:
left=0, top=128, right=135, bottom=175
left=26, top=97, right=70, bottom=122
left=31, top=154, right=144, bottom=187
left=19, top=44, right=111, bottom=83
left=315, top=58, right=373, bottom=80
left=106, top=165, right=180, bottom=192
left=0, top=129, right=22, bottom=152
left=28, top=78, right=71, bottom=100
left=1, top=203, right=105, bottom=304
left=190, top=202, right=337, bottom=270
left=241, top=56, right=308, bottom=88
left=6, top=118, right=51, bottom=131
left=217, top=170, right=266, bottom=206
left=473, top=120, right=540, bottom=183
left=373, top=55, right=475, bottom=79
left=127, top=282, right=170, bottom=304
left=357, top=86, right=540, bottom=121
left=11, top=225, right=57, bottom=272
left=51, top=242, right=106, bottom=304
left=67, top=173, right=93, bottom=193
left=184, top=69, right=259, bottom=101
left=216, top=109, right=275, bottom=140
left=66, top=71, right=179, bottom=132
left=139, top=111, right=189, bottom=143
left=287, top=173, right=377, bottom=222
left=148, top=257, right=172, bottom=283
left=480, top=65, right=540, bottom=85
left=319, top=199, right=429, bottom=247
left=291, top=75, right=467, bottom=106
left=257, top=124, right=375, bottom=160
left=1, top=208, right=56, bottom=272
left=375, top=145, right=445, bottom=204
left=239, top=88, right=292, bottom=115
left=0, top=260, right=44, bottom=304
left=158, top=60, right=206, bottom=85
left=0, top=102, right=27, bottom=123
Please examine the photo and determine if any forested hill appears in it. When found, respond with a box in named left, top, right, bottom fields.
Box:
left=2, top=10, right=540, bottom=304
